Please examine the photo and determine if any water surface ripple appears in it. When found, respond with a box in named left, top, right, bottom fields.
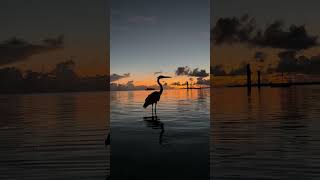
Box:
left=211, top=86, right=320, bottom=180
left=111, top=89, right=210, bottom=179
left=0, top=92, right=109, bottom=179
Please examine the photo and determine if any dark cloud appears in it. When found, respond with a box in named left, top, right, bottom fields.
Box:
left=110, top=73, right=130, bottom=82
left=212, top=14, right=256, bottom=45
left=175, top=66, right=191, bottom=76
left=181, top=81, right=189, bottom=86
left=254, top=51, right=267, bottom=62
left=154, top=71, right=162, bottom=75
left=229, top=62, right=248, bottom=76
left=171, top=81, right=181, bottom=86
left=276, top=51, right=298, bottom=73
left=196, top=77, right=210, bottom=85
left=42, top=35, right=64, bottom=47
left=275, top=51, right=320, bottom=74
left=266, top=64, right=276, bottom=74
left=126, top=80, right=135, bottom=89
left=189, top=68, right=209, bottom=77
left=0, top=35, right=64, bottom=66
left=253, top=22, right=318, bottom=50
left=211, top=64, right=227, bottom=76
left=126, top=80, right=134, bottom=85
left=212, top=15, right=318, bottom=50
left=175, top=66, right=209, bottom=78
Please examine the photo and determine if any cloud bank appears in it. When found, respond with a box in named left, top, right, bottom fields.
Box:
left=275, top=51, right=320, bottom=74
left=212, top=14, right=318, bottom=50
left=175, top=66, right=209, bottom=77
left=0, top=35, right=64, bottom=66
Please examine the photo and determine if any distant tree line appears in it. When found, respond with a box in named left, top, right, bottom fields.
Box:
left=0, top=60, right=108, bottom=94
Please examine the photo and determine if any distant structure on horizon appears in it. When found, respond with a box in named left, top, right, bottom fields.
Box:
left=145, top=87, right=155, bottom=91
left=181, top=81, right=208, bottom=90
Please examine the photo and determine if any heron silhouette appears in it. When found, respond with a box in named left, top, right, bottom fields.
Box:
left=143, top=75, right=171, bottom=115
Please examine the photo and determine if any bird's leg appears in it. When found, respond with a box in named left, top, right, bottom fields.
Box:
left=152, top=104, right=154, bottom=116
left=155, top=103, right=157, bottom=115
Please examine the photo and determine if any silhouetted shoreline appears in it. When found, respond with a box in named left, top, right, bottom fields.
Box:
left=0, top=60, right=108, bottom=94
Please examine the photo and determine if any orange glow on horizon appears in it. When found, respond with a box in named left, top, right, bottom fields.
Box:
left=113, top=74, right=209, bottom=88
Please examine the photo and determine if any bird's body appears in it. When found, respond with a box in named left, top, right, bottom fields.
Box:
left=143, top=91, right=161, bottom=108
left=143, top=75, right=171, bottom=114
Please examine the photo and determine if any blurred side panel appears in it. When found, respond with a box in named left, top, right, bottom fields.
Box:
left=0, top=0, right=110, bottom=179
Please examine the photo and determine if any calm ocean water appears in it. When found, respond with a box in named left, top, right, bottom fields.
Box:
left=0, top=92, right=109, bottom=179
left=211, top=86, right=320, bottom=180
left=111, top=89, right=210, bottom=179
left=3, top=86, right=318, bottom=179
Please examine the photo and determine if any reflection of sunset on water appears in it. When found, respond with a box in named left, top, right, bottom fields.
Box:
left=111, top=88, right=209, bottom=179
left=0, top=92, right=109, bottom=179
left=114, top=88, right=209, bottom=106
left=211, top=86, right=320, bottom=179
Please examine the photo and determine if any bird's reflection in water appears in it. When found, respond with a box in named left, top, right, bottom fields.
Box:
left=143, top=116, right=166, bottom=145
left=105, top=133, right=110, bottom=180
left=105, top=133, right=110, bottom=146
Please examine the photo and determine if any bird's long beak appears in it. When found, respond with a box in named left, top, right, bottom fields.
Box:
left=162, top=76, right=171, bottom=78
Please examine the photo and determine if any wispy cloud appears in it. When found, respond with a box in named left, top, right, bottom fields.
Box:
left=128, top=15, right=157, bottom=24
left=154, top=71, right=163, bottom=75
left=171, top=81, right=181, bottom=86
left=110, top=73, right=130, bottom=82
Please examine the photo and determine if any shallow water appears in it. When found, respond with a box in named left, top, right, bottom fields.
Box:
left=111, top=89, right=210, bottom=179
left=211, top=86, right=320, bottom=180
left=0, top=92, right=109, bottom=179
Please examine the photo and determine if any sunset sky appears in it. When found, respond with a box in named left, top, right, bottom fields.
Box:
left=0, top=0, right=108, bottom=76
left=111, top=0, right=210, bottom=88
left=3, top=1, right=318, bottom=88
left=212, top=0, right=320, bottom=86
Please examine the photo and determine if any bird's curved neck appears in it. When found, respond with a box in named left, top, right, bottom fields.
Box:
left=157, top=78, right=163, bottom=94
